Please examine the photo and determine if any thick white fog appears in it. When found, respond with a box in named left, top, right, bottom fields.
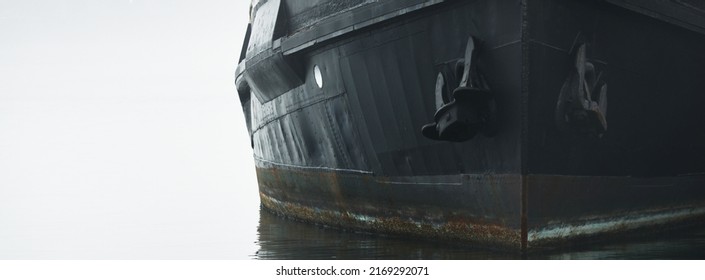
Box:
left=0, top=0, right=259, bottom=259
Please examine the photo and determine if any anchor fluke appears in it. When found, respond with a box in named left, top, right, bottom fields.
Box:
left=422, top=36, right=496, bottom=142
left=555, top=43, right=608, bottom=137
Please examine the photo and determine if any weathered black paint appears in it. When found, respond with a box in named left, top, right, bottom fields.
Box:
left=236, top=0, right=705, bottom=249
left=526, top=0, right=705, bottom=177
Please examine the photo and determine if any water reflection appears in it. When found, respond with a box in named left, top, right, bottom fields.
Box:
left=544, top=232, right=705, bottom=260
left=254, top=207, right=705, bottom=260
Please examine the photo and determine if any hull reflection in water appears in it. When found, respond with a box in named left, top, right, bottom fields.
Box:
left=254, top=207, right=705, bottom=260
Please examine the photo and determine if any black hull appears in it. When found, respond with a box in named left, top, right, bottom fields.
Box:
left=236, top=0, right=705, bottom=250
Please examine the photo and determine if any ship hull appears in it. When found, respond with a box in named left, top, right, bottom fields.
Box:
left=256, top=162, right=705, bottom=249
left=236, top=0, right=705, bottom=250
left=256, top=162, right=523, bottom=248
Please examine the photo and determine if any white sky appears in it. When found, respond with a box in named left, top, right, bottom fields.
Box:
left=0, top=0, right=258, bottom=259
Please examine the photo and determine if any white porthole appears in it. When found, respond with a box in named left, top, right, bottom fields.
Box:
left=313, top=64, right=323, bottom=88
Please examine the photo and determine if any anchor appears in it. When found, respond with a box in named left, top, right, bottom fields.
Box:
left=554, top=43, right=608, bottom=137
left=422, top=36, right=496, bottom=142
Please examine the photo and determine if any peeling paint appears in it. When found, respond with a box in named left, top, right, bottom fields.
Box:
left=260, top=190, right=522, bottom=250
left=529, top=206, right=705, bottom=243
left=256, top=165, right=705, bottom=250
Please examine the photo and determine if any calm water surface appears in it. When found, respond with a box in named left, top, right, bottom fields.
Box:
left=253, top=207, right=705, bottom=260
